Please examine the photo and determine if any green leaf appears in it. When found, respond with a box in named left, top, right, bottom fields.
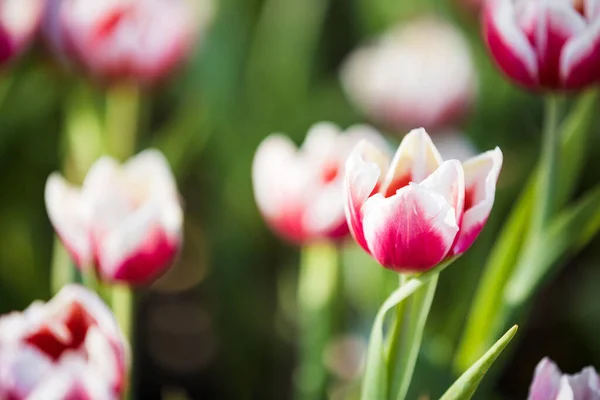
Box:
left=360, top=259, right=456, bottom=400
left=388, top=275, right=438, bottom=400
left=441, top=325, right=518, bottom=400
left=504, top=184, right=600, bottom=310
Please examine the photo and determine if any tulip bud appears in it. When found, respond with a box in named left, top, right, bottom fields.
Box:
left=528, top=358, right=600, bottom=399
left=50, top=0, right=213, bottom=83
left=341, top=17, right=476, bottom=131
left=0, top=285, right=129, bottom=400
left=252, top=122, right=389, bottom=245
left=45, top=149, right=183, bottom=285
left=344, top=128, right=502, bottom=272
left=483, top=0, right=600, bottom=90
left=0, top=0, right=44, bottom=65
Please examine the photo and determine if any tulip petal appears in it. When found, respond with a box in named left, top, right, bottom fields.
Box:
left=483, top=0, right=538, bottom=88
left=361, top=175, right=459, bottom=272
left=528, top=358, right=563, bottom=400
left=344, top=140, right=389, bottom=253
left=45, top=173, right=92, bottom=269
left=561, top=17, right=600, bottom=89
left=381, top=128, right=443, bottom=197
left=420, top=160, right=465, bottom=224
left=452, top=147, right=503, bottom=255
left=122, top=149, right=179, bottom=197
left=566, top=366, right=600, bottom=399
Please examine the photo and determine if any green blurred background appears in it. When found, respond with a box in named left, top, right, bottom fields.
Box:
left=2, top=0, right=600, bottom=398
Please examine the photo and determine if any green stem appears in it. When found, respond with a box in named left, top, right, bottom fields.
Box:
left=296, top=242, right=339, bottom=400
left=112, top=284, right=134, bottom=398
left=50, top=238, right=74, bottom=295
left=533, top=96, right=561, bottom=233
left=105, top=82, right=141, bottom=161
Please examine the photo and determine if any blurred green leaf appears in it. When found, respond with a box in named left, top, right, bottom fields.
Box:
left=441, top=325, right=518, bottom=400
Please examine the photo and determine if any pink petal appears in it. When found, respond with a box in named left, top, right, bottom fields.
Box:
left=361, top=176, right=459, bottom=272
left=566, top=366, right=600, bottom=399
left=452, top=147, right=502, bottom=255
left=561, top=18, right=600, bottom=89
left=483, top=0, right=538, bottom=88
left=343, top=140, right=389, bottom=253
left=537, top=1, right=586, bottom=88
left=381, top=128, right=443, bottom=197
left=420, top=160, right=465, bottom=225
left=44, top=173, right=92, bottom=269
left=528, top=358, right=563, bottom=400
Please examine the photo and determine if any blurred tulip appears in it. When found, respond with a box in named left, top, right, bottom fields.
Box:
left=432, top=130, right=478, bottom=162
left=0, top=285, right=128, bottom=400
left=528, top=357, right=600, bottom=399
left=45, top=149, right=183, bottom=285
left=0, top=0, right=44, bottom=65
left=252, top=122, right=388, bottom=244
left=483, top=0, right=600, bottom=90
left=49, top=0, right=212, bottom=83
left=344, top=128, right=502, bottom=272
left=341, top=17, right=476, bottom=131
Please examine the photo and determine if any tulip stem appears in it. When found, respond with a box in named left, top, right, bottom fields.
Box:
left=534, top=96, right=562, bottom=233
left=112, top=284, right=134, bottom=399
left=105, top=81, right=141, bottom=161
left=296, top=242, right=340, bottom=400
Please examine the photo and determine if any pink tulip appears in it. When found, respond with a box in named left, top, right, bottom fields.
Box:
left=341, top=17, right=476, bottom=131
left=45, top=149, right=183, bottom=285
left=0, top=285, right=128, bottom=400
left=344, top=128, right=502, bottom=272
left=483, top=0, right=600, bottom=90
left=0, top=0, right=44, bottom=65
left=252, top=122, right=389, bottom=244
left=528, top=357, right=600, bottom=399
left=52, top=0, right=212, bottom=83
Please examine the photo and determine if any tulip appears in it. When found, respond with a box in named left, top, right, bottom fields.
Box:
left=344, top=128, right=502, bottom=272
left=252, top=122, right=388, bottom=244
left=528, top=357, right=600, bottom=400
left=51, top=0, right=213, bottom=83
left=0, top=0, right=44, bottom=65
left=341, top=17, right=476, bottom=131
left=483, top=0, right=600, bottom=90
left=0, top=285, right=128, bottom=400
left=45, top=149, right=183, bottom=285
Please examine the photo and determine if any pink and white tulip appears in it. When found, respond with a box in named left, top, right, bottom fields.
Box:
left=45, top=149, right=183, bottom=285
left=52, top=0, right=213, bottom=83
left=483, top=0, right=600, bottom=90
left=528, top=357, right=600, bottom=400
left=252, top=122, right=388, bottom=244
left=0, top=0, right=44, bottom=65
left=341, top=17, right=476, bottom=131
left=344, top=128, right=502, bottom=272
left=0, top=285, right=128, bottom=400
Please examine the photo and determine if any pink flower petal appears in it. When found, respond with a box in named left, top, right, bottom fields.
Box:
left=452, top=147, right=502, bottom=255
left=528, top=357, right=563, bottom=400
left=381, top=128, right=443, bottom=197
left=561, top=17, right=600, bottom=89
left=566, top=366, right=600, bottom=399
left=420, top=159, right=465, bottom=225
left=343, top=140, right=389, bottom=253
left=483, top=0, right=538, bottom=88
left=361, top=170, right=459, bottom=272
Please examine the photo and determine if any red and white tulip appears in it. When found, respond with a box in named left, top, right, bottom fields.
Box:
left=483, top=0, right=600, bottom=90
left=252, top=122, right=388, bottom=244
left=51, top=0, right=213, bottom=83
left=0, top=285, right=128, bottom=400
left=0, top=0, right=44, bottom=65
left=341, top=17, right=476, bottom=131
left=528, top=357, right=600, bottom=400
left=45, top=149, right=183, bottom=285
left=344, top=128, right=502, bottom=272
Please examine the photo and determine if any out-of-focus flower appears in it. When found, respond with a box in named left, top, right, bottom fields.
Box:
left=528, top=357, right=600, bottom=399
left=0, top=285, right=128, bottom=400
left=48, top=0, right=213, bottom=83
left=252, top=122, right=388, bottom=245
left=341, top=17, right=476, bottom=131
left=344, top=128, right=502, bottom=272
left=483, top=0, right=600, bottom=90
left=432, top=130, right=478, bottom=162
left=0, top=0, right=44, bottom=65
left=45, top=149, right=183, bottom=285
